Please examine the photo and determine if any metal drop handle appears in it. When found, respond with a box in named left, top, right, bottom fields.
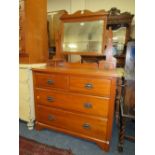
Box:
left=47, top=96, right=54, bottom=102
left=84, top=103, right=92, bottom=109
left=83, top=123, right=91, bottom=129
left=48, top=115, right=55, bottom=121
left=84, top=83, right=93, bottom=89
left=47, top=79, right=54, bottom=85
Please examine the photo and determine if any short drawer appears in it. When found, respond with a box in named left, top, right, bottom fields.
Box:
left=69, top=76, right=111, bottom=97
left=36, top=105, right=108, bottom=141
left=35, top=89, right=110, bottom=117
left=34, top=73, right=69, bottom=90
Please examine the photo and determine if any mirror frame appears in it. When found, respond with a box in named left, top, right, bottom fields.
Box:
left=59, top=10, right=108, bottom=56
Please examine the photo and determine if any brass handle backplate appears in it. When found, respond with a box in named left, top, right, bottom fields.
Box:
left=84, top=103, right=92, bottom=109
left=47, top=96, right=54, bottom=102
left=82, top=123, right=91, bottom=129
left=47, top=79, right=54, bottom=85
left=84, top=83, right=93, bottom=89
left=48, top=115, right=55, bottom=121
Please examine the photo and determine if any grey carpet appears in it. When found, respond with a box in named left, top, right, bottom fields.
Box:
left=19, top=120, right=134, bottom=155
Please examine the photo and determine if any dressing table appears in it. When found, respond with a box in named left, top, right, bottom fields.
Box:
left=32, top=10, right=118, bottom=152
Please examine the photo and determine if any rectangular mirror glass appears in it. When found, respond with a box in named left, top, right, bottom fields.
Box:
left=63, top=20, right=104, bottom=53
left=112, top=27, right=127, bottom=55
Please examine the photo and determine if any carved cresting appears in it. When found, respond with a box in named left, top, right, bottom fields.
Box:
left=108, top=7, right=121, bottom=15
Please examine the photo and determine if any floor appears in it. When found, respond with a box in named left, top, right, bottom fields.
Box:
left=19, top=119, right=134, bottom=155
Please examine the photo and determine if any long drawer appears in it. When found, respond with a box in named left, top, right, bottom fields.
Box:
left=69, top=76, right=111, bottom=97
left=36, top=105, right=108, bottom=141
left=34, top=73, right=69, bottom=90
left=35, top=89, right=110, bottom=117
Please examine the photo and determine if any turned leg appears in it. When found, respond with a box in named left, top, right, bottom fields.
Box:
left=115, top=78, right=122, bottom=127
left=118, top=114, right=126, bottom=152
left=115, top=96, right=120, bottom=127
left=27, top=120, right=34, bottom=130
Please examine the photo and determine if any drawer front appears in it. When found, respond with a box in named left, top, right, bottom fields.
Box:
left=36, top=105, right=108, bottom=141
left=69, top=76, right=111, bottom=97
left=35, top=89, right=110, bottom=117
left=34, top=73, right=69, bottom=90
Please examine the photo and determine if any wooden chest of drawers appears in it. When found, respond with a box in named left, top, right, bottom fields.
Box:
left=32, top=67, right=117, bottom=151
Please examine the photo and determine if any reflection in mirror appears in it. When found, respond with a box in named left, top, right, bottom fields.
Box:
left=112, top=27, right=126, bottom=55
left=63, top=20, right=104, bottom=53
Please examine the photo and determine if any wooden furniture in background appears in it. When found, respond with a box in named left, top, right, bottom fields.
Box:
left=117, top=41, right=135, bottom=151
left=107, top=7, right=134, bottom=67
left=33, top=66, right=117, bottom=151
left=19, top=0, right=48, bottom=63
left=118, top=78, right=135, bottom=152
left=19, top=0, right=48, bottom=129
left=81, top=8, right=134, bottom=67
left=47, top=10, right=67, bottom=59
left=19, top=0, right=25, bottom=55
left=19, top=64, right=46, bottom=130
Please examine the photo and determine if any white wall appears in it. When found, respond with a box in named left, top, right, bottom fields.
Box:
left=47, top=0, right=71, bottom=12
left=48, top=0, right=135, bottom=14
left=85, top=0, right=134, bottom=14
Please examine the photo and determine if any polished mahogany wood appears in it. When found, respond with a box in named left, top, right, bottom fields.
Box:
left=35, top=88, right=110, bottom=117
left=19, top=0, right=48, bottom=64
left=36, top=105, right=108, bottom=141
left=34, top=73, right=69, bottom=90
left=33, top=66, right=117, bottom=152
left=35, top=121, right=110, bottom=151
left=69, top=76, right=111, bottom=97
left=32, top=66, right=118, bottom=77
left=60, top=10, right=108, bottom=21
